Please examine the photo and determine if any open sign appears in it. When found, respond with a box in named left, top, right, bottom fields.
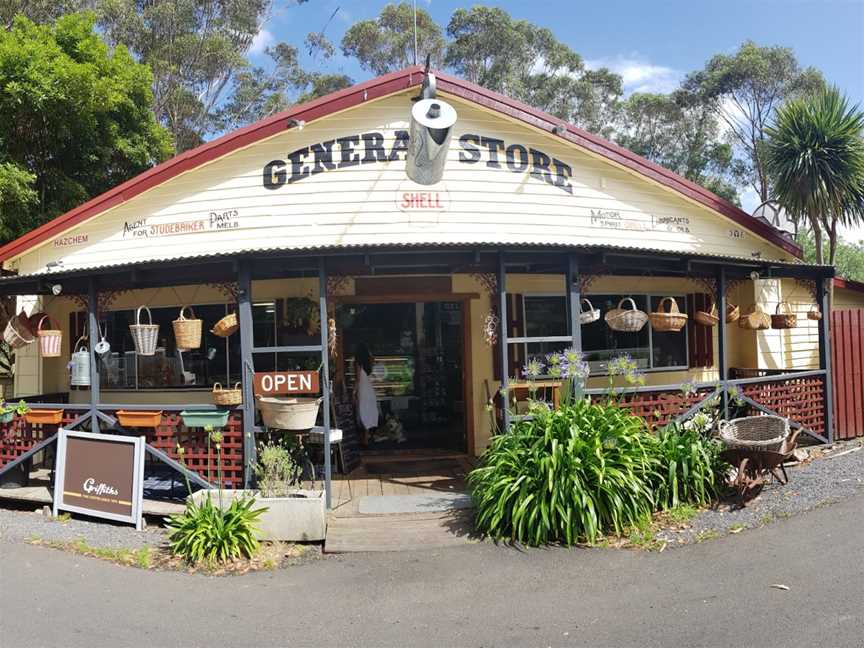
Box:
left=253, top=371, right=319, bottom=396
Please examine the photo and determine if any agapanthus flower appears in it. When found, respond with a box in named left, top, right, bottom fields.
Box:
left=522, top=358, right=545, bottom=379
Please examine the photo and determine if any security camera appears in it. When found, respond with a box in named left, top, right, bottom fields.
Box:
left=51, top=284, right=62, bottom=295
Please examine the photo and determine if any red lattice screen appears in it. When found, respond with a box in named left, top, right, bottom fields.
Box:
left=589, top=389, right=716, bottom=430
left=0, top=409, right=245, bottom=488
left=739, top=375, right=826, bottom=437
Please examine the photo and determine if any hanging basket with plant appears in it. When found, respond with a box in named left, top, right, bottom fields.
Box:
left=605, top=298, right=648, bottom=333
left=649, top=297, right=688, bottom=332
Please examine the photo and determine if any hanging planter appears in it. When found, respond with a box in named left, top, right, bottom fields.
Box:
left=3, top=313, right=35, bottom=349
left=807, top=305, right=822, bottom=321
left=70, top=337, right=91, bottom=387
left=605, top=298, right=648, bottom=333
left=181, top=409, right=230, bottom=429
left=695, top=302, right=719, bottom=327
left=738, top=303, right=771, bottom=330
left=212, top=382, right=242, bottom=407
left=771, top=301, right=797, bottom=330
left=578, top=298, right=600, bottom=325
left=116, top=410, right=163, bottom=428
left=211, top=312, right=239, bottom=337
left=129, top=306, right=159, bottom=356
left=649, top=297, right=688, bottom=332
left=725, top=303, right=740, bottom=323
left=257, top=396, right=321, bottom=431
left=173, top=305, right=203, bottom=350
left=36, top=316, right=63, bottom=357
left=24, top=409, right=64, bottom=425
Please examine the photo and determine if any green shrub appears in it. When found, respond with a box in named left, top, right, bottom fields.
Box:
left=167, top=495, right=266, bottom=565
left=651, top=423, right=725, bottom=510
left=468, top=400, right=658, bottom=546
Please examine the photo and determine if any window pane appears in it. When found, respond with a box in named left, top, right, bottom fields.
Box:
left=98, top=304, right=238, bottom=390
left=524, top=295, right=567, bottom=337
left=253, top=297, right=321, bottom=348
left=650, top=296, right=688, bottom=368
left=580, top=295, right=650, bottom=374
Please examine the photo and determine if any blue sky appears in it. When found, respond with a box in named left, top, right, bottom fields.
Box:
left=254, top=0, right=864, bottom=236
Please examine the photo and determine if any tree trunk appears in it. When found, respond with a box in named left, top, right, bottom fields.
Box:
left=810, top=214, right=824, bottom=265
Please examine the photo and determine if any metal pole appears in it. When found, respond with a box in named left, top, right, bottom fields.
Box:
left=716, top=267, right=729, bottom=420
left=817, top=277, right=834, bottom=443
left=567, top=255, right=582, bottom=352
left=498, top=251, right=510, bottom=431
left=87, top=278, right=100, bottom=433
left=318, top=258, right=332, bottom=509
left=237, top=260, right=257, bottom=488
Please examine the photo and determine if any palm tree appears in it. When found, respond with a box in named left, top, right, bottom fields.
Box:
left=765, top=86, right=864, bottom=267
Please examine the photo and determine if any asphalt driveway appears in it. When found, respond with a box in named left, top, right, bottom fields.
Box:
left=1, top=493, right=863, bottom=648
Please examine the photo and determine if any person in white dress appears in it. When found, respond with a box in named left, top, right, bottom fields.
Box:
left=354, top=343, right=378, bottom=447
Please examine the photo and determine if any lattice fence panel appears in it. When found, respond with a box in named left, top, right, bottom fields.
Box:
left=739, top=376, right=826, bottom=436
left=0, top=411, right=79, bottom=468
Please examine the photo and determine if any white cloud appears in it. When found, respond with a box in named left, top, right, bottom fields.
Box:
left=249, top=28, right=274, bottom=56
left=586, top=54, right=682, bottom=95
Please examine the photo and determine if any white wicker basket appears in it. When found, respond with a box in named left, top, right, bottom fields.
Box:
left=605, top=297, right=648, bottom=333
left=129, top=306, right=159, bottom=356
left=578, top=298, right=600, bottom=325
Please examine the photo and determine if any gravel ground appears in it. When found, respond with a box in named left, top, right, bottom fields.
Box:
left=657, top=438, right=864, bottom=545
left=0, top=505, right=167, bottom=550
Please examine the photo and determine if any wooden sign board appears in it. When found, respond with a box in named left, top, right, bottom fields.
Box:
left=253, top=370, right=320, bottom=397
left=53, top=429, right=145, bottom=530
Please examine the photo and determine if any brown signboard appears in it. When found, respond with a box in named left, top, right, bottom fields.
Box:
left=54, top=430, right=145, bottom=529
left=253, top=370, right=319, bottom=396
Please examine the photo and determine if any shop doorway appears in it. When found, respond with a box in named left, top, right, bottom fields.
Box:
left=335, top=300, right=467, bottom=455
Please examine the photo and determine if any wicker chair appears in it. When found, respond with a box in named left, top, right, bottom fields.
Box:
left=719, top=415, right=790, bottom=452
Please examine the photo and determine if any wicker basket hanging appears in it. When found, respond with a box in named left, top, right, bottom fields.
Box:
left=738, top=303, right=771, bottom=331
left=212, top=382, right=242, bottom=406
left=807, top=305, right=822, bottom=321
left=578, top=298, right=600, bottom=325
left=36, top=316, right=63, bottom=357
left=3, top=312, right=35, bottom=349
left=694, top=301, right=719, bottom=327
left=649, top=297, right=689, bottom=332
left=211, top=312, right=239, bottom=338
left=605, top=297, right=648, bottom=333
left=771, top=301, right=798, bottom=330
left=129, top=306, right=159, bottom=356
left=173, top=305, right=202, bottom=350
left=725, top=303, right=740, bottom=323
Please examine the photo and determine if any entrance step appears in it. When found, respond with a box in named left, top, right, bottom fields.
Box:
left=325, top=510, right=475, bottom=553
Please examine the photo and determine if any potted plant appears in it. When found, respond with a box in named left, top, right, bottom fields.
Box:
left=0, top=401, right=17, bottom=424
left=190, top=438, right=325, bottom=541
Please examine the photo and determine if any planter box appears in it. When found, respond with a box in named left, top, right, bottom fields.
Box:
left=24, top=409, right=63, bottom=425
left=181, top=410, right=230, bottom=429
left=116, top=410, right=162, bottom=427
left=0, top=411, right=14, bottom=424
left=191, top=488, right=326, bottom=542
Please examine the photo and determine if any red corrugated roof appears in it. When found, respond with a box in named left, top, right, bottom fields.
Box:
left=0, top=65, right=802, bottom=263
left=834, top=277, right=864, bottom=294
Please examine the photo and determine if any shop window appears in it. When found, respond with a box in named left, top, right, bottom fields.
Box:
left=252, top=296, right=320, bottom=349
left=581, top=294, right=689, bottom=374
left=95, top=304, right=239, bottom=390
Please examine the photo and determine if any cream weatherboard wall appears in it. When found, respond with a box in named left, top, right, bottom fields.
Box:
left=835, top=285, right=864, bottom=309
left=6, top=89, right=795, bottom=277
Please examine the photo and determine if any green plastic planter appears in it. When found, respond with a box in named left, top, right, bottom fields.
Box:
left=0, top=411, right=14, bottom=424
left=180, top=410, right=229, bottom=429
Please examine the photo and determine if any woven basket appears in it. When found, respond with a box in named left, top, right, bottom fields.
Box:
left=725, top=303, right=740, bottom=323
left=695, top=302, right=719, bottom=327
left=36, top=316, right=62, bottom=357
left=737, top=303, right=770, bottom=331
left=578, top=298, right=600, bottom=325
left=173, top=305, right=202, bottom=350
left=213, top=382, right=242, bottom=406
left=719, top=415, right=790, bottom=452
left=807, top=306, right=822, bottom=321
left=605, top=297, right=648, bottom=333
left=649, top=297, right=688, bottom=332
left=211, top=312, right=239, bottom=337
left=3, top=313, right=35, bottom=349
left=129, top=306, right=159, bottom=356
left=771, top=301, right=797, bottom=330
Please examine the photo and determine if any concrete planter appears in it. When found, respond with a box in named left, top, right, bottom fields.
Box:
left=191, top=488, right=326, bottom=542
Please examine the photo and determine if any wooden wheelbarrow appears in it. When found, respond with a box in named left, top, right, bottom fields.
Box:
left=720, top=428, right=801, bottom=506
